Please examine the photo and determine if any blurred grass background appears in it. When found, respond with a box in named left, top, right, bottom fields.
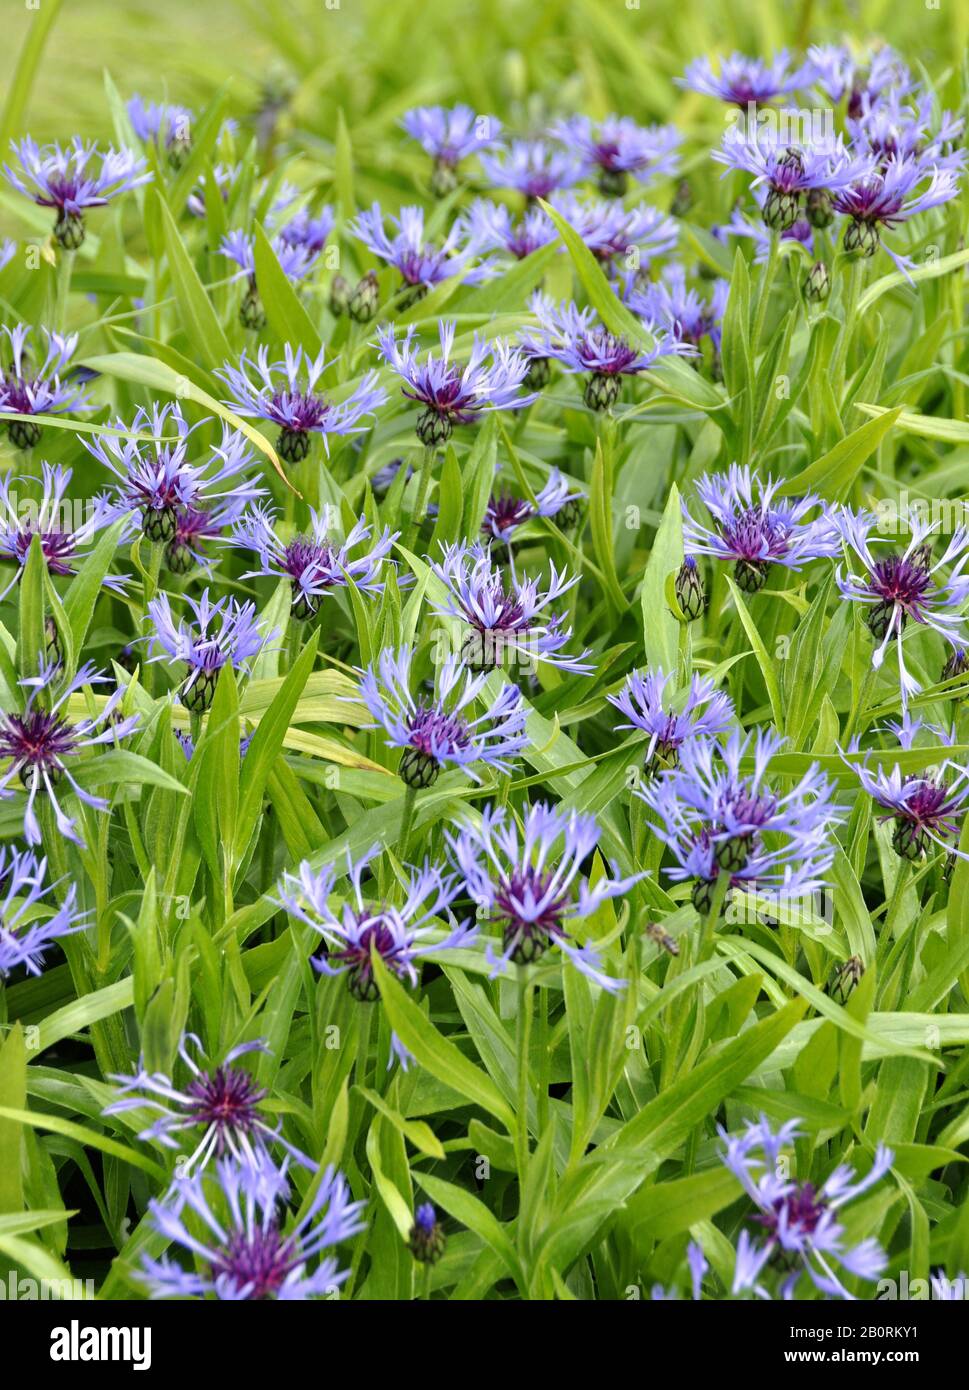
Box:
left=3, top=0, right=967, bottom=141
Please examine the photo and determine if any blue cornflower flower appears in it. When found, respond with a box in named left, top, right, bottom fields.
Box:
left=845, top=715, right=969, bottom=861
left=683, top=464, right=839, bottom=594
left=608, top=668, right=735, bottom=775
left=220, top=227, right=320, bottom=284
left=717, top=204, right=814, bottom=261
left=466, top=199, right=559, bottom=261
left=231, top=505, right=398, bottom=619
left=831, top=155, right=962, bottom=272
left=550, top=115, right=681, bottom=196
left=0, top=846, right=86, bottom=978
left=677, top=51, right=811, bottom=107
left=0, top=239, right=16, bottom=272
left=82, top=402, right=264, bottom=545
left=408, top=1201, right=446, bottom=1263
left=349, top=203, right=489, bottom=308
left=446, top=801, right=641, bottom=989
left=377, top=319, right=533, bottom=445
left=625, top=264, right=729, bottom=352
left=147, top=589, right=277, bottom=714
left=278, top=843, right=473, bottom=1009
left=719, top=1116, right=893, bottom=1298
left=271, top=204, right=335, bottom=259
left=714, top=126, right=873, bottom=232
left=357, top=645, right=528, bottom=787
left=835, top=507, right=969, bottom=708
left=639, top=727, right=843, bottom=913
left=216, top=343, right=385, bottom=464
left=806, top=43, right=911, bottom=114
left=164, top=498, right=251, bottom=576
left=521, top=294, right=692, bottom=411
left=0, top=323, right=90, bottom=449
left=551, top=191, right=679, bottom=268
left=0, top=462, right=125, bottom=601
left=402, top=105, right=501, bottom=194
left=4, top=135, right=151, bottom=247
left=480, top=139, right=580, bottom=199
left=482, top=469, right=582, bottom=544
left=847, top=89, right=965, bottom=175
left=106, top=1034, right=312, bottom=1174
left=931, top=1270, right=969, bottom=1300
left=141, top=1155, right=365, bottom=1300
left=126, top=94, right=193, bottom=166
left=0, top=661, right=139, bottom=847
left=430, top=540, right=591, bottom=673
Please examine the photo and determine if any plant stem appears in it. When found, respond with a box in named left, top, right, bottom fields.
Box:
left=398, top=784, right=418, bottom=862
left=844, top=662, right=877, bottom=744
left=406, top=445, right=437, bottom=549
left=832, top=258, right=863, bottom=398
left=55, top=248, right=75, bottom=334
left=515, top=968, right=534, bottom=1185
left=751, top=231, right=780, bottom=358
left=697, top=872, right=730, bottom=963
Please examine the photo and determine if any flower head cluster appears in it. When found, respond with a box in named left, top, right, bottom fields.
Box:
left=0, top=661, right=139, bottom=847
left=106, top=1033, right=311, bottom=1175
left=402, top=105, right=500, bottom=194
left=482, top=469, right=581, bottom=544
left=807, top=44, right=910, bottom=114
left=0, top=846, right=85, bottom=977
left=720, top=1117, right=893, bottom=1298
left=0, top=462, right=125, bottom=600
left=232, top=506, right=397, bottom=619
left=835, top=508, right=969, bottom=708
left=83, top=403, right=263, bottom=553
left=278, top=844, right=473, bottom=1009
left=4, top=136, right=150, bottom=247
left=0, top=324, right=90, bottom=448
left=678, top=51, right=811, bottom=106
left=847, top=716, right=969, bottom=862
left=217, top=344, right=385, bottom=463
left=447, top=801, right=640, bottom=988
left=608, top=668, right=734, bottom=776
left=683, top=465, right=839, bottom=594
left=466, top=200, right=559, bottom=262
left=349, top=204, right=488, bottom=306
left=830, top=156, right=961, bottom=271
left=141, top=1156, right=364, bottom=1300
left=551, top=192, right=679, bottom=267
left=358, top=646, right=527, bottom=787
left=378, top=320, right=533, bottom=445
left=430, top=541, right=591, bottom=673
left=639, top=728, right=842, bottom=913
left=625, top=265, right=729, bottom=351
left=550, top=115, right=681, bottom=196
left=127, top=95, right=193, bottom=166
left=480, top=139, right=580, bottom=199
left=715, top=127, right=873, bottom=233
left=522, top=295, right=691, bottom=411
left=148, top=590, right=276, bottom=713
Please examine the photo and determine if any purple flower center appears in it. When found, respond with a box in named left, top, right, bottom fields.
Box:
left=0, top=710, right=77, bottom=774
left=868, top=552, right=934, bottom=619
left=578, top=333, right=641, bottom=373
left=270, top=390, right=330, bottom=432
left=12, top=526, right=77, bottom=576
left=183, top=1064, right=267, bottom=1142
left=217, top=1223, right=298, bottom=1299
left=755, top=1182, right=828, bottom=1241
left=485, top=494, right=532, bottom=537
left=284, top=536, right=338, bottom=584
left=408, top=702, right=471, bottom=758
left=721, top=508, right=792, bottom=562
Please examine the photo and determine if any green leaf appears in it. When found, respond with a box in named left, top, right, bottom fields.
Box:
left=152, top=188, right=232, bottom=365
left=370, top=952, right=515, bottom=1133
left=253, top=221, right=323, bottom=356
